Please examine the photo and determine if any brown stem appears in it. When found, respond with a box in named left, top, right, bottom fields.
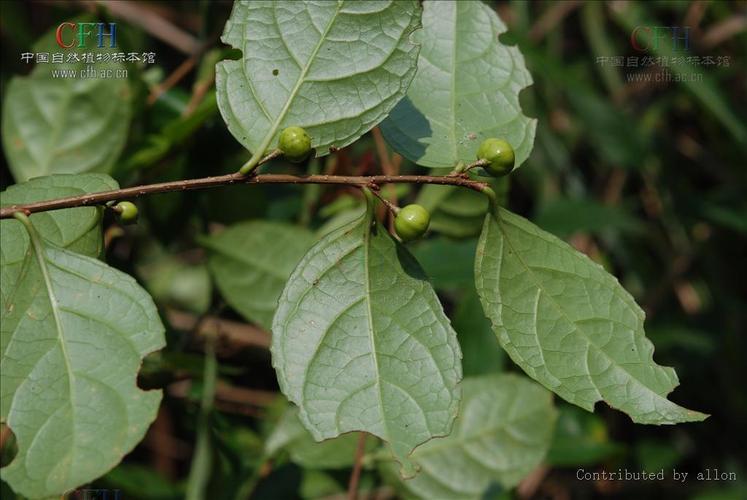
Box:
left=460, top=158, right=490, bottom=174
left=347, top=432, right=368, bottom=500
left=90, top=0, right=200, bottom=55
left=1, top=172, right=488, bottom=219
left=165, top=309, right=270, bottom=349
left=370, top=189, right=399, bottom=215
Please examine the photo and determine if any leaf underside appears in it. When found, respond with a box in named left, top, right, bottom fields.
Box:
left=271, top=206, right=462, bottom=476
left=380, top=0, right=536, bottom=168
left=0, top=174, right=119, bottom=259
left=474, top=210, right=708, bottom=425
left=216, top=0, right=421, bottom=161
left=384, top=374, right=557, bottom=499
left=1, top=178, right=165, bottom=498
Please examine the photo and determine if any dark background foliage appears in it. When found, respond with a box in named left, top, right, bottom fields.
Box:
left=1, top=1, right=745, bottom=499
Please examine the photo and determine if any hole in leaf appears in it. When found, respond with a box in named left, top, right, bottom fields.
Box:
left=223, top=48, right=242, bottom=61
left=272, top=69, right=279, bottom=76
left=136, top=351, right=164, bottom=391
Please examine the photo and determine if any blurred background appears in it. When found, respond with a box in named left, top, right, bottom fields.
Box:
left=1, top=1, right=745, bottom=499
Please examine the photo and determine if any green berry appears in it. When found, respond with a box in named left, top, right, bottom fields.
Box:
left=115, top=201, right=138, bottom=224
left=278, top=126, right=312, bottom=162
left=395, top=204, right=430, bottom=242
left=476, top=138, right=515, bottom=176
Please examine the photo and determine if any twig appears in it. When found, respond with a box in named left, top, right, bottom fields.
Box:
left=683, top=1, right=708, bottom=34
left=347, top=432, right=368, bottom=500
left=371, top=127, right=394, bottom=176
left=166, top=309, right=271, bottom=349
left=602, top=169, right=627, bottom=205
left=370, top=189, right=399, bottom=215
left=701, top=15, right=747, bottom=49
left=147, top=55, right=198, bottom=106
left=145, top=406, right=179, bottom=478
left=517, top=465, right=549, bottom=499
left=142, top=428, right=192, bottom=460
left=459, top=158, right=490, bottom=174
left=91, top=0, right=200, bottom=54
left=1, top=171, right=489, bottom=219
left=643, top=254, right=693, bottom=317
left=183, top=73, right=215, bottom=116
left=168, top=380, right=278, bottom=408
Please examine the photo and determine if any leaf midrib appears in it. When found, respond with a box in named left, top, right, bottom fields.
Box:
left=363, top=220, right=389, bottom=444
left=246, top=0, right=344, bottom=165
left=21, top=219, right=76, bottom=474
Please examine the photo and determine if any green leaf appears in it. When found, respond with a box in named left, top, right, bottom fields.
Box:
left=382, top=374, right=557, bottom=498
left=216, top=0, right=422, bottom=168
left=201, top=221, right=316, bottom=330
left=266, top=406, right=378, bottom=469
left=316, top=205, right=366, bottom=238
left=271, top=197, right=462, bottom=476
left=1, top=25, right=132, bottom=182
left=474, top=209, right=708, bottom=424
left=0, top=215, right=165, bottom=498
left=0, top=174, right=118, bottom=258
left=380, top=0, right=536, bottom=168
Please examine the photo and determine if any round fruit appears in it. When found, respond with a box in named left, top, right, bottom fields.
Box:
left=278, top=126, right=312, bottom=162
left=115, top=201, right=138, bottom=224
left=476, top=138, right=515, bottom=176
left=395, top=204, right=430, bottom=242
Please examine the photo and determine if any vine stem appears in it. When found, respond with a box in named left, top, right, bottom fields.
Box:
left=0, top=171, right=489, bottom=219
